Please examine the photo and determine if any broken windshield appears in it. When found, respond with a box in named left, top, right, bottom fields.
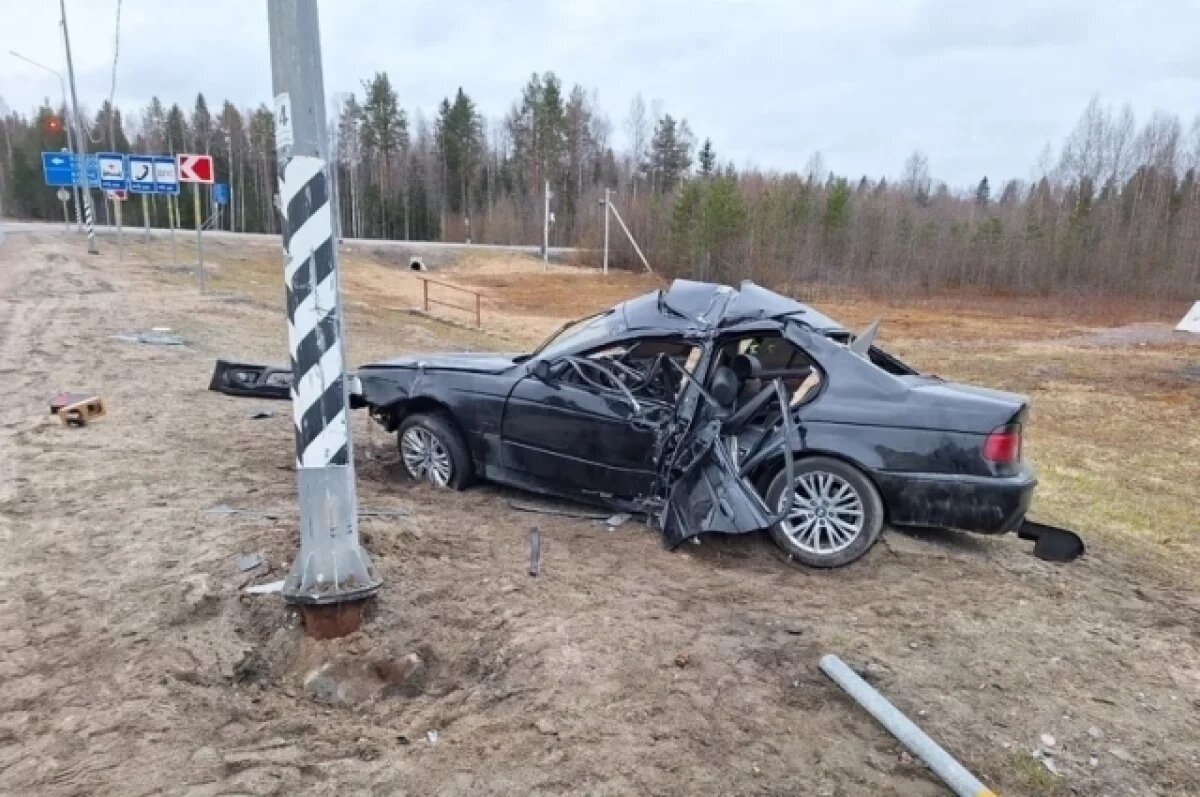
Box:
left=525, top=309, right=617, bottom=361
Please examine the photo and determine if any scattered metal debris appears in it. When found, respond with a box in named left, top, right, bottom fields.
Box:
left=509, top=499, right=610, bottom=520
left=528, top=527, right=541, bottom=577
left=358, top=507, right=410, bottom=518
left=205, top=504, right=407, bottom=521
left=426, top=730, right=439, bottom=746
left=249, top=409, right=276, bottom=420
left=203, top=504, right=282, bottom=520
left=114, top=328, right=184, bottom=346
left=1031, top=743, right=1063, bottom=777
left=244, top=579, right=285, bottom=595
left=235, top=553, right=265, bottom=572
left=820, top=654, right=998, bottom=797
left=605, top=513, right=632, bottom=528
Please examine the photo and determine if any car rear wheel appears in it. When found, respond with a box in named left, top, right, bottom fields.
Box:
left=397, top=412, right=473, bottom=490
left=765, top=456, right=883, bottom=568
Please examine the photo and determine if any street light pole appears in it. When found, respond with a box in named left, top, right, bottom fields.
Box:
left=10, top=50, right=84, bottom=231
left=58, top=0, right=98, bottom=254
left=267, top=0, right=379, bottom=638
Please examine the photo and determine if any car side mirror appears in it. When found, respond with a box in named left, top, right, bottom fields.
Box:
left=530, top=359, right=554, bottom=381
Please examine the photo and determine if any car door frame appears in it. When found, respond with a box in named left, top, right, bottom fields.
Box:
left=498, top=333, right=700, bottom=500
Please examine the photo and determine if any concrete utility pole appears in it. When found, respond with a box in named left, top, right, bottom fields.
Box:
left=267, top=0, right=379, bottom=638
left=59, top=0, right=98, bottom=254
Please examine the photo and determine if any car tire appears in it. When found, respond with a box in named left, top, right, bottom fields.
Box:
left=765, top=456, right=884, bottom=568
left=396, top=412, right=474, bottom=490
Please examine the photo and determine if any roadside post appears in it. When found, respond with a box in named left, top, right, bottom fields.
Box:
left=178, top=153, right=213, bottom=291
left=57, top=188, right=70, bottom=229
left=99, top=153, right=128, bottom=260
left=107, top=190, right=127, bottom=260
left=129, top=154, right=155, bottom=243
left=268, top=0, right=380, bottom=637
left=154, top=156, right=180, bottom=267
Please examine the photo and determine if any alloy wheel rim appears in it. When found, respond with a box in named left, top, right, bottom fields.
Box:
left=400, top=427, right=452, bottom=487
left=778, top=471, right=864, bottom=555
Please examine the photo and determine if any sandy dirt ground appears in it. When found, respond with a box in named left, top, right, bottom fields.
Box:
left=0, top=228, right=1198, bottom=796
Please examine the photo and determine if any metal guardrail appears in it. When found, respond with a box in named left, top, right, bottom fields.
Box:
left=415, top=274, right=482, bottom=328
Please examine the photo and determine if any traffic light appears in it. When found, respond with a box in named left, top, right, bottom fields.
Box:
left=45, top=116, right=62, bottom=133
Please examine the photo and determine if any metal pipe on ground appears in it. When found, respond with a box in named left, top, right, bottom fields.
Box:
left=819, top=654, right=997, bottom=797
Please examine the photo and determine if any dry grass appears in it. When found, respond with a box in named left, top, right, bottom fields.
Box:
left=133, top=237, right=1200, bottom=573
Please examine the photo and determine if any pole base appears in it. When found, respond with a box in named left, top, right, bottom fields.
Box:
left=299, top=599, right=369, bottom=639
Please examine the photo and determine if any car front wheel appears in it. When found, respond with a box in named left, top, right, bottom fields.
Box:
left=397, top=412, right=473, bottom=490
left=765, top=456, right=884, bottom=568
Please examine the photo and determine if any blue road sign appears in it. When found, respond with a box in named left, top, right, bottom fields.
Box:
left=41, top=153, right=101, bottom=187
left=78, top=154, right=99, bottom=184
left=128, top=155, right=156, bottom=193
left=153, top=156, right=180, bottom=195
left=42, top=152, right=76, bottom=186
left=98, top=152, right=128, bottom=191
left=213, top=183, right=230, bottom=206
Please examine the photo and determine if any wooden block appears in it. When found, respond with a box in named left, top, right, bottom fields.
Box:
left=58, top=395, right=106, bottom=427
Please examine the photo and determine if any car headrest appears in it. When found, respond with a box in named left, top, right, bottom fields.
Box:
left=731, top=353, right=761, bottom=382
left=710, top=365, right=740, bottom=407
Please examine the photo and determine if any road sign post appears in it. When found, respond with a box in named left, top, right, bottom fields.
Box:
left=99, top=153, right=129, bottom=261
left=193, top=183, right=204, bottom=291
left=128, top=155, right=157, bottom=244
left=178, top=153, right=214, bottom=291
left=169, top=195, right=178, bottom=268
left=57, top=187, right=70, bottom=230
left=268, top=0, right=379, bottom=636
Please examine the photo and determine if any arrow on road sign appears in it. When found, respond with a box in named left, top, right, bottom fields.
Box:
left=177, top=153, right=214, bottom=184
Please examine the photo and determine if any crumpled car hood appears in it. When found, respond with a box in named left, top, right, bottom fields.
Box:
left=361, top=352, right=521, bottom=374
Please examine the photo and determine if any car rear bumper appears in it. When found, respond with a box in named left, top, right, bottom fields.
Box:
left=874, top=466, right=1036, bottom=535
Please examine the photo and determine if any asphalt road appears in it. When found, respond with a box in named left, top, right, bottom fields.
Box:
left=0, top=218, right=577, bottom=260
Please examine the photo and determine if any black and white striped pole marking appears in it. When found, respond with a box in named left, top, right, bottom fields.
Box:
left=269, top=0, right=379, bottom=629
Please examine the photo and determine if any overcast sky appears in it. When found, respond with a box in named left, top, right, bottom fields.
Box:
left=2, top=0, right=1197, bottom=186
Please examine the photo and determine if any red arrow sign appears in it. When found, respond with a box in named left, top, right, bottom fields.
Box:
left=177, top=153, right=214, bottom=184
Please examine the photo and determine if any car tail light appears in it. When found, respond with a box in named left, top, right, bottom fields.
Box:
left=983, top=425, right=1022, bottom=464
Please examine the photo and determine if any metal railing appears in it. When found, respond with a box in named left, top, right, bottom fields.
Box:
left=416, top=274, right=482, bottom=328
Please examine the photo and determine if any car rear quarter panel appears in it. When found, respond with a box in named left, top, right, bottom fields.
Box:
left=797, top=421, right=993, bottom=477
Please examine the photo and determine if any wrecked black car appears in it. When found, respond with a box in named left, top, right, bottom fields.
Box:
left=214, top=279, right=1046, bottom=568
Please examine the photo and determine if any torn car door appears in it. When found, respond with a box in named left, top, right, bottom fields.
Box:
left=659, top=378, right=796, bottom=548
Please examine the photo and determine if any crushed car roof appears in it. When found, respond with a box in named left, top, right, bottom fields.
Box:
left=620, top=279, right=845, bottom=334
